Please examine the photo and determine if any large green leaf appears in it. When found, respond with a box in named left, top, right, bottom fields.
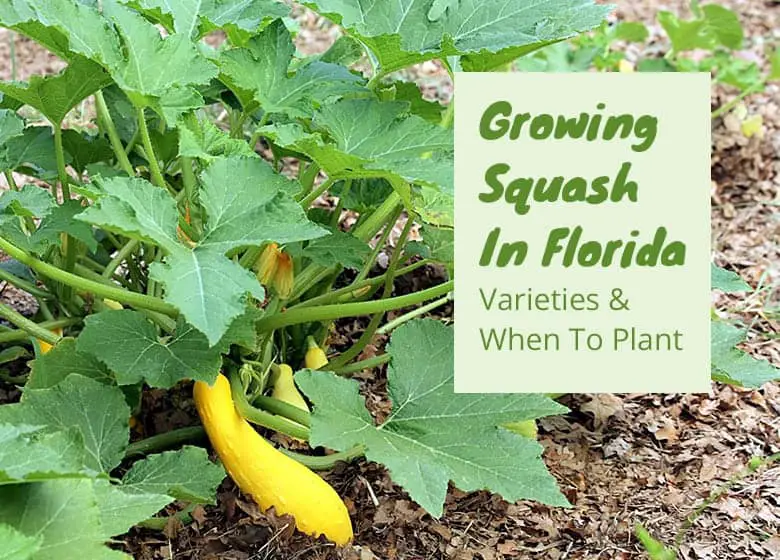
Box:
left=121, top=446, right=225, bottom=503
left=13, top=375, right=130, bottom=473
left=296, top=319, right=568, bottom=516
left=92, top=480, right=172, bottom=538
left=28, top=339, right=113, bottom=390
left=77, top=156, right=323, bottom=343
left=124, top=0, right=288, bottom=38
left=261, top=98, right=453, bottom=202
left=0, top=0, right=122, bottom=66
left=0, top=127, right=60, bottom=179
left=218, top=19, right=364, bottom=117
left=178, top=116, right=257, bottom=162
left=76, top=310, right=223, bottom=387
left=711, top=264, right=751, bottom=293
left=151, top=246, right=264, bottom=345
left=198, top=156, right=327, bottom=252
left=0, top=524, right=41, bottom=560
left=305, top=0, right=611, bottom=73
left=0, top=424, right=88, bottom=483
left=78, top=176, right=181, bottom=252
left=0, top=109, right=24, bottom=145
left=0, top=57, right=112, bottom=124
left=61, top=129, right=115, bottom=174
left=0, top=185, right=55, bottom=219
left=299, top=229, right=371, bottom=269
left=0, top=479, right=137, bottom=560
left=711, top=321, right=780, bottom=388
left=101, top=0, right=217, bottom=112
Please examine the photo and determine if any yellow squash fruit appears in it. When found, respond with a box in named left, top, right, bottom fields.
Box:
left=304, top=337, right=328, bottom=370
left=194, top=374, right=353, bottom=545
left=271, top=364, right=309, bottom=412
left=503, top=419, right=538, bottom=439
left=37, top=328, right=63, bottom=354
left=103, top=298, right=124, bottom=310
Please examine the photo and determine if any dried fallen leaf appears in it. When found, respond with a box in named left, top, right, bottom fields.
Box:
left=580, top=394, right=624, bottom=429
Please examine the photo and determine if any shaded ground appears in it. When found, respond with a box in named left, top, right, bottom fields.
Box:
left=1, top=1, right=779, bottom=559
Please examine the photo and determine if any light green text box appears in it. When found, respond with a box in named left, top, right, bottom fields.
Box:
left=454, top=72, right=711, bottom=393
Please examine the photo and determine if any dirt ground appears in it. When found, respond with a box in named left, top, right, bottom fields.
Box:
left=0, top=1, right=779, bottom=559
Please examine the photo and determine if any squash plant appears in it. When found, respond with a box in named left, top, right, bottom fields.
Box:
left=0, top=0, right=777, bottom=556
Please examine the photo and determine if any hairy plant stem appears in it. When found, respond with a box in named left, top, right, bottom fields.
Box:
left=180, top=156, right=197, bottom=203
left=53, top=122, right=79, bottom=303
left=256, top=280, right=453, bottom=333
left=296, top=162, right=321, bottom=198
left=289, top=191, right=403, bottom=300
left=377, top=293, right=453, bottom=335
left=354, top=206, right=403, bottom=284
left=279, top=445, right=365, bottom=471
left=229, top=371, right=310, bottom=440
left=330, top=179, right=351, bottom=228
left=0, top=267, right=53, bottom=300
left=103, top=239, right=140, bottom=279
left=52, top=123, right=71, bottom=201
left=673, top=452, right=780, bottom=549
left=711, top=80, right=765, bottom=119
left=0, top=237, right=178, bottom=316
left=95, top=91, right=134, bottom=176
left=137, top=108, right=166, bottom=188
left=0, top=318, right=81, bottom=344
left=253, top=395, right=311, bottom=427
left=124, top=426, right=207, bottom=458
left=4, top=170, right=18, bottom=191
left=0, top=302, right=61, bottom=345
left=239, top=245, right=263, bottom=270
left=333, top=353, right=391, bottom=376
left=298, top=177, right=334, bottom=207
left=123, top=425, right=364, bottom=470
left=327, top=216, right=414, bottom=369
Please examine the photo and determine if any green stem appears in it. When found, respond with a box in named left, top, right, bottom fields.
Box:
left=298, top=177, right=334, bottom=207
left=0, top=267, right=53, bottom=300
left=377, top=293, right=452, bottom=335
left=180, top=156, right=197, bottom=203
left=52, top=123, right=71, bottom=201
left=253, top=395, right=311, bottom=427
left=354, top=206, right=403, bottom=284
left=3, top=170, right=18, bottom=191
left=0, top=237, right=178, bottom=316
left=229, top=372, right=310, bottom=440
left=124, top=426, right=207, bottom=458
left=257, top=280, right=453, bottom=333
left=0, top=302, right=61, bottom=345
left=330, top=179, right=351, bottom=228
left=123, top=424, right=363, bottom=471
left=137, top=108, right=166, bottom=188
left=353, top=191, right=402, bottom=242
left=673, top=452, right=780, bottom=549
left=239, top=245, right=263, bottom=270
left=289, top=192, right=403, bottom=300
left=296, top=162, right=321, bottom=199
left=0, top=318, right=80, bottom=344
left=711, top=80, right=765, bottom=119
left=333, top=353, right=390, bottom=376
left=103, top=239, right=140, bottom=279
left=8, top=31, right=16, bottom=81
left=327, top=216, right=414, bottom=369
left=440, top=97, right=454, bottom=128
left=280, top=445, right=365, bottom=471
left=95, top=91, right=134, bottom=177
